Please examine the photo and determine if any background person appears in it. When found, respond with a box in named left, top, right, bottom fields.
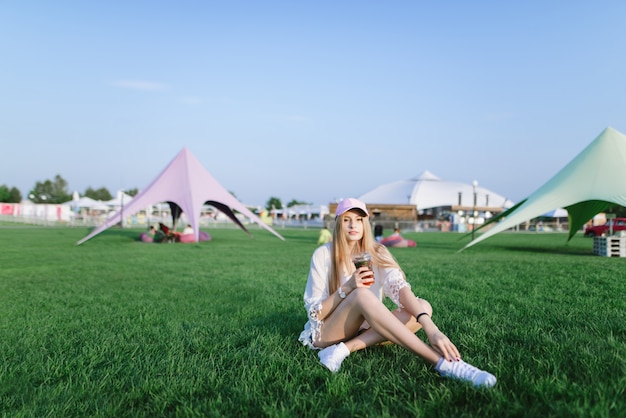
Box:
left=153, top=227, right=167, bottom=243
left=381, top=227, right=417, bottom=248
left=317, top=226, right=332, bottom=245
left=374, top=224, right=383, bottom=242
left=298, top=198, right=496, bottom=388
left=158, top=222, right=170, bottom=235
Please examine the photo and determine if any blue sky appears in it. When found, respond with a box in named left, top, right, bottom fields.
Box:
left=1, top=1, right=625, bottom=206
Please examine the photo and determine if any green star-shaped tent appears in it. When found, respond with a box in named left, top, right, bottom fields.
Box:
left=463, top=127, right=626, bottom=250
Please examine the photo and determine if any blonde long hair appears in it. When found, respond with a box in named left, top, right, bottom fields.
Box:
left=329, top=212, right=404, bottom=294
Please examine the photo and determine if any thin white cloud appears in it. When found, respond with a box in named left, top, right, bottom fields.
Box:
left=110, top=80, right=169, bottom=91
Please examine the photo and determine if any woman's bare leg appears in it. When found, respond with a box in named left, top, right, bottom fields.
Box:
left=345, top=309, right=421, bottom=350
left=316, top=291, right=497, bottom=387
left=318, top=288, right=441, bottom=365
left=348, top=297, right=433, bottom=350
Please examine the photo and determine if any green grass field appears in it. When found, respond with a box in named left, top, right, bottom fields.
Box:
left=1, top=225, right=624, bottom=417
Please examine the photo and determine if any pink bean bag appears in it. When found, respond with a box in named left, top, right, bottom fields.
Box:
left=179, top=231, right=212, bottom=243
left=381, top=236, right=403, bottom=247
left=140, top=233, right=154, bottom=243
left=381, top=236, right=416, bottom=248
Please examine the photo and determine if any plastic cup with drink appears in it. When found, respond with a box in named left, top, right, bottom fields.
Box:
left=352, top=252, right=374, bottom=286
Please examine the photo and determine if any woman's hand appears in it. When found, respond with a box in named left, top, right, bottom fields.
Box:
left=353, top=266, right=375, bottom=288
left=427, top=330, right=461, bottom=362
left=345, top=267, right=375, bottom=292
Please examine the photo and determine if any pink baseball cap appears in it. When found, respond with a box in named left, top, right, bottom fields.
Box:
left=335, top=198, right=369, bottom=218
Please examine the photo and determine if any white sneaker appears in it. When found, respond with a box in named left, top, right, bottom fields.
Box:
left=435, top=358, right=497, bottom=388
left=318, top=342, right=350, bottom=373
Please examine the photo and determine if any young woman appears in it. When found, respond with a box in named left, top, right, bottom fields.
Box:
left=298, top=198, right=496, bottom=388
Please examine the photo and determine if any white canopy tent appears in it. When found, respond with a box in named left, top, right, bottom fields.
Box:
left=63, top=196, right=110, bottom=211
left=105, top=191, right=134, bottom=208
left=358, top=170, right=514, bottom=211
left=541, top=208, right=568, bottom=218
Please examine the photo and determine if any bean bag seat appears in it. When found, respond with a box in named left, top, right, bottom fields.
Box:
left=140, top=233, right=154, bottom=243
left=381, top=236, right=403, bottom=247
left=381, top=236, right=416, bottom=248
left=179, top=234, right=195, bottom=243
left=179, top=231, right=212, bottom=243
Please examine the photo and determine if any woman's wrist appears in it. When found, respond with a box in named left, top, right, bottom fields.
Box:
left=416, top=312, right=429, bottom=323
left=416, top=313, right=439, bottom=334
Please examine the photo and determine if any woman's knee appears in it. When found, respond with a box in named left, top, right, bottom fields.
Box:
left=350, top=287, right=379, bottom=302
left=403, top=299, right=433, bottom=333
left=345, top=287, right=381, bottom=309
left=419, top=298, right=433, bottom=316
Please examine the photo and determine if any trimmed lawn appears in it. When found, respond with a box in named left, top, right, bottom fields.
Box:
left=1, top=226, right=624, bottom=417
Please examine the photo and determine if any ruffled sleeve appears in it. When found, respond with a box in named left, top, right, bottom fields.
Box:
left=381, top=267, right=412, bottom=309
left=299, top=243, right=332, bottom=348
left=303, top=244, right=332, bottom=317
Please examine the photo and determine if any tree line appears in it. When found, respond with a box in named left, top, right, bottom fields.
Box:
left=0, top=174, right=138, bottom=204
left=264, top=197, right=312, bottom=212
